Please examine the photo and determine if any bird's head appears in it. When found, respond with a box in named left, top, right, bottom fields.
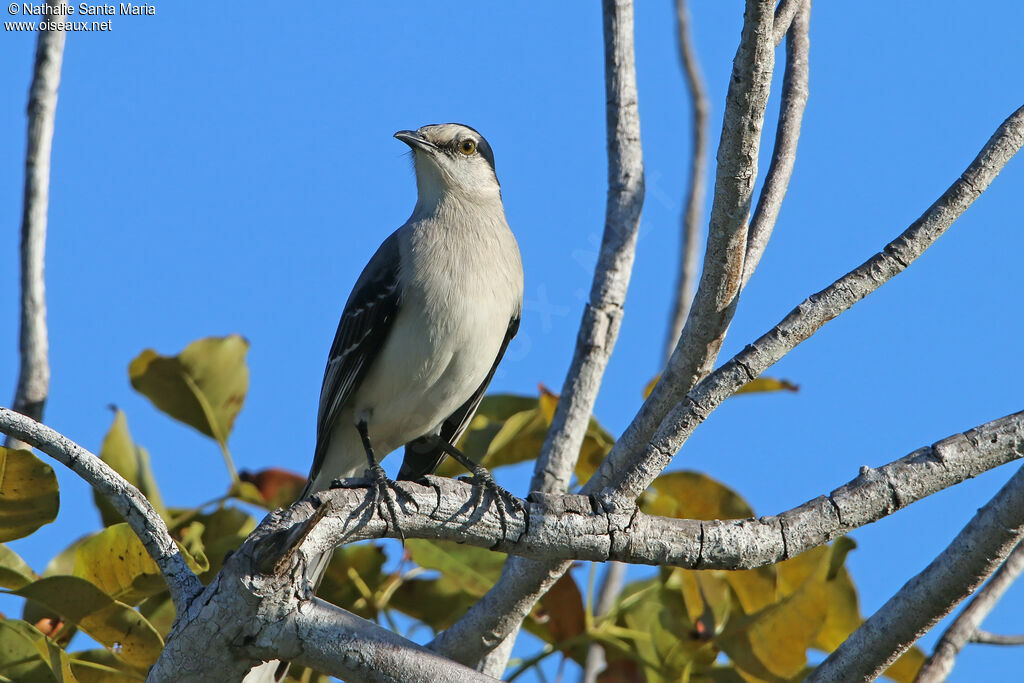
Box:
left=394, top=123, right=500, bottom=206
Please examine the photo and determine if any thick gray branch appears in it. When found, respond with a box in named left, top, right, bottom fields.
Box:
left=530, top=0, right=644, bottom=496
left=742, top=0, right=810, bottom=286
left=594, top=103, right=1024, bottom=500
left=809, top=464, right=1024, bottom=682
left=8, top=0, right=65, bottom=451
left=289, top=410, right=1024, bottom=569
left=664, top=0, right=709, bottom=362
left=0, top=408, right=202, bottom=611
left=150, top=509, right=498, bottom=682
left=916, top=541, right=1024, bottom=682
left=606, top=0, right=776, bottom=488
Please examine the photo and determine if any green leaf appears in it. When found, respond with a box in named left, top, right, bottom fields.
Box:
left=72, top=523, right=205, bottom=605
left=11, top=576, right=163, bottom=669
left=93, top=410, right=167, bottom=526
left=128, top=335, right=249, bottom=445
left=0, top=618, right=64, bottom=683
left=0, top=544, right=37, bottom=590
left=0, top=447, right=59, bottom=542
left=405, top=540, right=503, bottom=596
left=69, top=649, right=146, bottom=682
left=318, top=543, right=388, bottom=619
left=391, top=541, right=505, bottom=631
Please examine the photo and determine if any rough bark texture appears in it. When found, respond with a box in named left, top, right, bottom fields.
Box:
left=742, top=0, right=810, bottom=286
left=916, top=541, right=1024, bottom=682
left=601, top=0, right=776, bottom=491
left=7, top=0, right=65, bottom=451
left=809, top=464, right=1024, bottom=682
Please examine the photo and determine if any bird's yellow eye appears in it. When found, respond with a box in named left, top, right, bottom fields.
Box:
left=459, top=139, right=477, bottom=156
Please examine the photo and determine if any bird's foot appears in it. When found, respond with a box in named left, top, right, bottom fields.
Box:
left=330, top=465, right=412, bottom=542
left=459, top=465, right=527, bottom=546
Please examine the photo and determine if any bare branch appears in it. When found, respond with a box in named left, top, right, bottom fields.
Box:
left=664, top=0, right=709, bottom=362
left=591, top=103, right=1024, bottom=500
left=530, top=0, right=645, bottom=496
left=7, top=0, right=66, bottom=451
left=0, top=408, right=202, bottom=611
left=742, top=0, right=810, bottom=286
left=604, top=0, right=776, bottom=485
left=773, top=0, right=801, bottom=45
left=916, top=542, right=1024, bottom=681
left=808, top=465, right=1024, bottom=682
left=970, top=630, right=1024, bottom=646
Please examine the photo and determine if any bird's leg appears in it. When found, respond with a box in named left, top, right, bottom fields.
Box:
left=434, top=439, right=527, bottom=544
left=349, top=420, right=410, bottom=542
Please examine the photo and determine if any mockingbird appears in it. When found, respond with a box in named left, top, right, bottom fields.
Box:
left=245, top=123, right=524, bottom=682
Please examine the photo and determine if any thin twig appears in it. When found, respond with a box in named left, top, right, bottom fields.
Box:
left=808, top=466, right=1024, bottom=682
left=602, top=0, right=776, bottom=487
left=742, top=0, right=810, bottom=286
left=916, top=541, right=1024, bottom=681
left=664, top=0, right=709, bottom=362
left=590, top=103, right=1024, bottom=500
left=530, top=0, right=645, bottom=496
left=0, top=408, right=202, bottom=611
left=970, top=630, right=1024, bottom=646
left=7, top=0, right=66, bottom=451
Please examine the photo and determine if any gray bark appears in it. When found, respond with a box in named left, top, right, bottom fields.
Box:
left=915, top=542, right=1024, bottom=681
left=809, top=464, right=1024, bottom=682
left=7, top=0, right=66, bottom=451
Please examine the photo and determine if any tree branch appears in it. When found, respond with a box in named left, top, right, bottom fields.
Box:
left=664, top=0, right=709, bottom=362
left=808, top=464, right=1024, bottom=682
left=970, top=630, right=1024, bottom=646
left=0, top=408, right=202, bottom=611
left=602, top=0, right=776, bottom=490
left=592, top=103, right=1024, bottom=500
left=530, top=0, right=645, bottom=496
left=150, top=506, right=499, bottom=682
left=7, top=0, right=66, bottom=451
left=742, top=0, right=810, bottom=286
left=426, top=101, right=1024, bottom=674
left=772, top=0, right=802, bottom=45
left=284, top=409, right=1024, bottom=569
left=916, top=541, right=1024, bottom=681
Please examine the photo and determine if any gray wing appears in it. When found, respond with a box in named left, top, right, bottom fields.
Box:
left=308, top=231, right=402, bottom=482
left=398, top=315, right=520, bottom=481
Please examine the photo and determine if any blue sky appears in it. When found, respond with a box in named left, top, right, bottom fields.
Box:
left=2, top=2, right=1023, bottom=680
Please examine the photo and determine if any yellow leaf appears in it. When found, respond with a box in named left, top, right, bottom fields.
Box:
left=734, top=378, right=799, bottom=395
left=128, top=335, right=249, bottom=446
left=93, top=410, right=166, bottom=526
left=13, top=576, right=163, bottom=669
left=643, top=375, right=797, bottom=399
left=0, top=447, right=59, bottom=542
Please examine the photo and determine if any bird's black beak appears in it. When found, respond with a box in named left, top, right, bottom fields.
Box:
left=394, top=130, right=436, bottom=152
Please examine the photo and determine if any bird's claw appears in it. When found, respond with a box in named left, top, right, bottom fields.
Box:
left=330, top=466, right=412, bottom=542
left=460, top=466, right=527, bottom=546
